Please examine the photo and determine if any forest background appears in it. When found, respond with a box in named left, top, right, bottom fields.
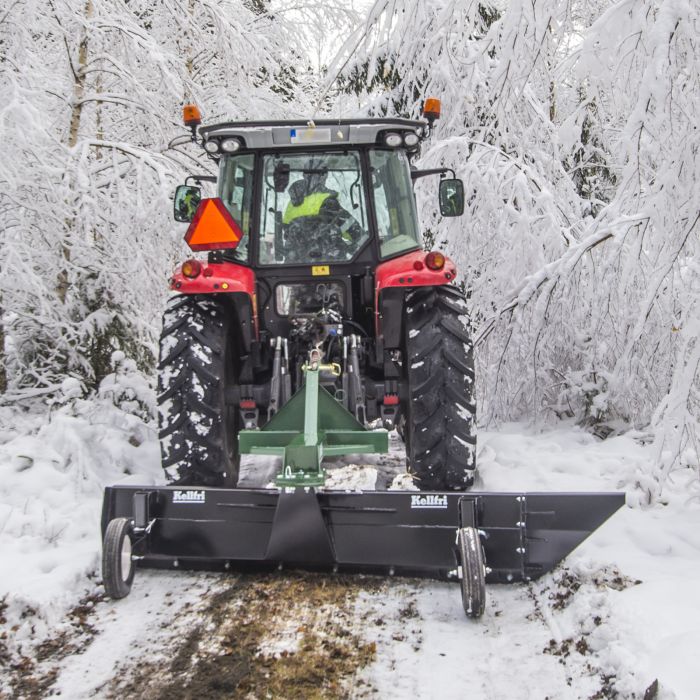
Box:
left=0, top=0, right=697, bottom=499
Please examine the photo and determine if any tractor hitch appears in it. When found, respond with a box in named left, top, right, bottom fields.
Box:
left=238, top=363, right=388, bottom=488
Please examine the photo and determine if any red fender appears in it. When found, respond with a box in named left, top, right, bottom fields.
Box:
left=374, top=250, right=457, bottom=335
left=170, top=261, right=259, bottom=338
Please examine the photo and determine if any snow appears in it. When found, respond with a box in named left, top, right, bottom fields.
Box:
left=389, top=472, right=419, bottom=490
left=323, top=464, right=378, bottom=491
left=0, top=387, right=162, bottom=675
left=1, top=410, right=698, bottom=698
left=351, top=424, right=700, bottom=699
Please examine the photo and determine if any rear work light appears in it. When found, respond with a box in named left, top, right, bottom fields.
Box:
left=425, top=251, right=446, bottom=270
left=204, top=140, right=219, bottom=154
left=221, top=138, right=241, bottom=153
left=181, top=259, right=202, bottom=278
left=384, top=132, right=402, bottom=147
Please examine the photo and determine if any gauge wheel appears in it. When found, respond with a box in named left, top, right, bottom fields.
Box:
left=102, top=517, right=136, bottom=600
left=458, top=526, right=486, bottom=618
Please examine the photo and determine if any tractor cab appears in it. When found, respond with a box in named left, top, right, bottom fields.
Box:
left=173, top=113, right=464, bottom=271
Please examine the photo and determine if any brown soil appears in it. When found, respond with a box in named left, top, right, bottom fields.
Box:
left=1, top=592, right=103, bottom=700
left=108, top=571, right=382, bottom=700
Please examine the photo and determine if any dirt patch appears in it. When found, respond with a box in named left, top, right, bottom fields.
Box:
left=532, top=566, right=646, bottom=700
left=109, top=571, right=381, bottom=699
left=548, top=570, right=583, bottom=611
left=544, top=636, right=590, bottom=660
left=541, top=566, right=641, bottom=613
left=1, top=591, right=103, bottom=700
left=0, top=596, right=8, bottom=669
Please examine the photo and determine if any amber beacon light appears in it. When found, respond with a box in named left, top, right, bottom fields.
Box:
left=422, top=97, right=441, bottom=124
left=183, top=104, right=202, bottom=127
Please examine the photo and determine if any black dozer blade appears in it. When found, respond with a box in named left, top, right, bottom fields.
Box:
left=102, top=486, right=624, bottom=585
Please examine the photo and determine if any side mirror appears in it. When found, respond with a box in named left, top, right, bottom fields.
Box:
left=439, top=178, right=465, bottom=217
left=174, top=185, right=202, bottom=222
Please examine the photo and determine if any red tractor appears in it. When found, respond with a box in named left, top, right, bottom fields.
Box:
left=159, top=99, right=475, bottom=491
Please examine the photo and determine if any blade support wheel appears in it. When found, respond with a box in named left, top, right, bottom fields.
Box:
left=102, top=517, right=136, bottom=599
left=458, top=526, right=486, bottom=618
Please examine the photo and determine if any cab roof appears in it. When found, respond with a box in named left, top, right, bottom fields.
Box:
left=199, top=118, right=426, bottom=150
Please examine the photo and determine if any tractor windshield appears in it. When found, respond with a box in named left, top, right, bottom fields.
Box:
left=258, top=152, right=369, bottom=264
left=369, top=149, right=422, bottom=258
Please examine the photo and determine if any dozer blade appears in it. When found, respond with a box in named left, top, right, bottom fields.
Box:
left=102, top=486, right=624, bottom=583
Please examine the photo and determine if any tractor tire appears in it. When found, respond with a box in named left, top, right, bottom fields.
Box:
left=157, top=295, right=240, bottom=487
left=404, top=285, right=476, bottom=490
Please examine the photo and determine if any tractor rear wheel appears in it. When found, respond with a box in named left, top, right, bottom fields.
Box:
left=158, top=295, right=240, bottom=487
left=404, top=285, right=476, bottom=490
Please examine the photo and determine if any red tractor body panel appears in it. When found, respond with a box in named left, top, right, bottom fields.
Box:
left=170, top=261, right=259, bottom=337
left=374, top=250, right=458, bottom=334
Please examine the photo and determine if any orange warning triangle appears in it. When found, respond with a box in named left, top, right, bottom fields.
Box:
left=184, top=198, right=243, bottom=251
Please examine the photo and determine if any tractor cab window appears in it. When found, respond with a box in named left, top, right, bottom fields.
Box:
left=218, top=153, right=255, bottom=260
left=258, top=152, right=369, bottom=265
left=370, top=150, right=422, bottom=258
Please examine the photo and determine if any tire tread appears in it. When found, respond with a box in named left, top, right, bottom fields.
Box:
left=404, top=286, right=476, bottom=490
left=157, top=295, right=239, bottom=487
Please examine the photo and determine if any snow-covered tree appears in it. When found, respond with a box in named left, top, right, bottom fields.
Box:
left=0, top=0, right=309, bottom=399
left=327, top=0, right=699, bottom=491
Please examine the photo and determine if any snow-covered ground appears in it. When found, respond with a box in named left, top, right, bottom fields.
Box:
left=1, top=403, right=698, bottom=699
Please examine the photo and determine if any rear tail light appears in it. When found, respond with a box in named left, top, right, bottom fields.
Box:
left=413, top=260, right=425, bottom=271
left=425, top=251, right=445, bottom=270
left=181, top=259, right=202, bottom=278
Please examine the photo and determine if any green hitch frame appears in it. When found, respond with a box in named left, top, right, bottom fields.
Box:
left=238, top=363, right=389, bottom=487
